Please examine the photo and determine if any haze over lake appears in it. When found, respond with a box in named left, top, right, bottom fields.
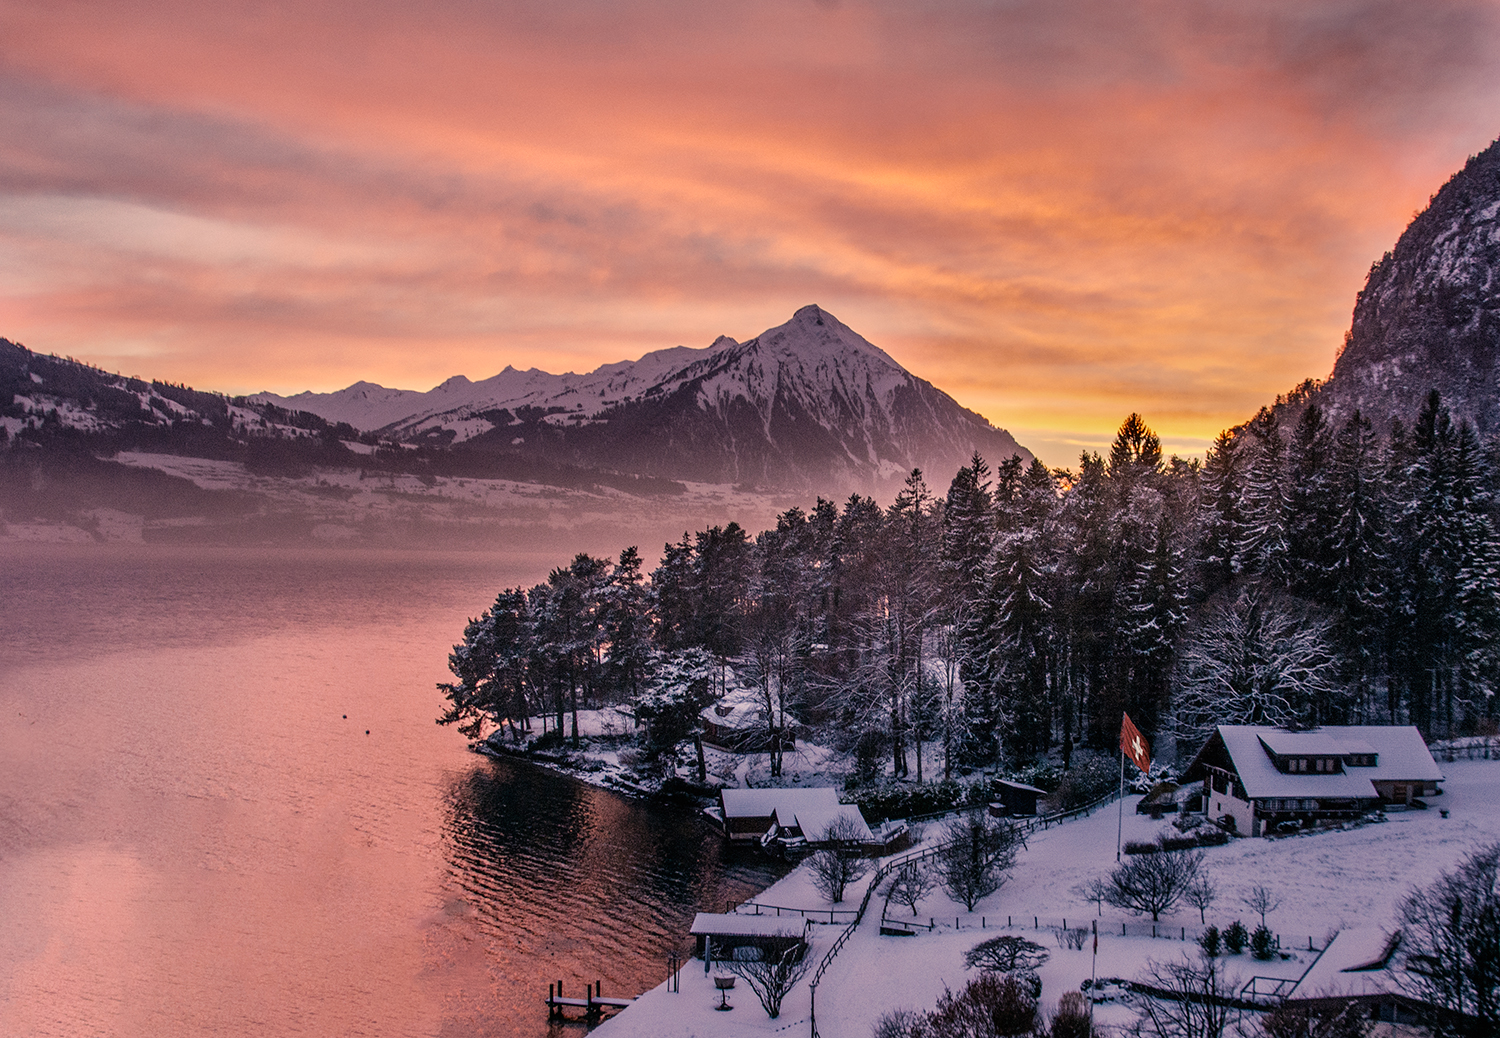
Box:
left=0, top=544, right=784, bottom=1037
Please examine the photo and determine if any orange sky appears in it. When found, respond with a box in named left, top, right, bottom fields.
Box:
left=1, top=0, right=1498, bottom=465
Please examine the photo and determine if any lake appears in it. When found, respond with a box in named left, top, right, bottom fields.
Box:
left=0, top=543, right=785, bottom=1037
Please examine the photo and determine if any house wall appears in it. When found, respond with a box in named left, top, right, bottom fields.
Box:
left=726, top=815, right=775, bottom=840
left=1204, top=784, right=1257, bottom=837
left=1371, top=780, right=1438, bottom=804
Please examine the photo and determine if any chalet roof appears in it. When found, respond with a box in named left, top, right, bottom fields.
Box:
left=689, top=913, right=808, bottom=939
left=719, top=787, right=874, bottom=842
left=1333, top=726, right=1445, bottom=783
left=1193, top=725, right=1443, bottom=801
left=1218, top=727, right=1378, bottom=800
left=1289, top=927, right=1404, bottom=1001
left=1256, top=730, right=1347, bottom=757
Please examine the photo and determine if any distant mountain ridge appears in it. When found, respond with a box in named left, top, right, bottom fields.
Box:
left=255, top=305, right=1029, bottom=492
left=1318, top=136, right=1500, bottom=431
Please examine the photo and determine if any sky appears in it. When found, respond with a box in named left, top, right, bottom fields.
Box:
left=2, top=1, right=1499, bottom=465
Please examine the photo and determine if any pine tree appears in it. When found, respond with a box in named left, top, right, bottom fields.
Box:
left=1237, top=408, right=1291, bottom=583
left=1197, top=431, right=1244, bottom=595
left=1323, top=410, right=1389, bottom=718
left=1286, top=401, right=1333, bottom=596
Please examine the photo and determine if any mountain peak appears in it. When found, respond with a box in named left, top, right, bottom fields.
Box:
left=793, top=303, right=828, bottom=326
left=1323, top=136, right=1500, bottom=430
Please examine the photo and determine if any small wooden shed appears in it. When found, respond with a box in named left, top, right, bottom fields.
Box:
left=689, top=913, right=810, bottom=972
left=995, top=779, right=1046, bottom=816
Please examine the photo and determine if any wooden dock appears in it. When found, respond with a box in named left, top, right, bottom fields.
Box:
left=545, top=981, right=636, bottom=1019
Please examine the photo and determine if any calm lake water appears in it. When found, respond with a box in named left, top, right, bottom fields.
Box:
left=0, top=544, right=785, bottom=1037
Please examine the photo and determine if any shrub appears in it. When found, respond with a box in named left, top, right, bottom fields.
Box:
left=1198, top=925, right=1221, bottom=957
left=1050, top=990, right=1093, bottom=1038
left=928, top=973, right=1037, bottom=1036
left=1123, top=840, right=1159, bottom=855
left=1224, top=920, right=1248, bottom=954
left=1195, top=828, right=1230, bottom=847
left=1159, top=834, right=1199, bottom=852
left=964, top=935, right=1049, bottom=973
left=1054, top=926, right=1089, bottom=951
left=1250, top=925, right=1276, bottom=960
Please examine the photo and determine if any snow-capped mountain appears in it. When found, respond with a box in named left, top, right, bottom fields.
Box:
left=255, top=305, right=1029, bottom=492
left=1321, top=136, right=1500, bottom=431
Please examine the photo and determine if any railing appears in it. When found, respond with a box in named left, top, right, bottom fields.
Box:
left=730, top=901, right=858, bottom=925
left=807, top=785, right=1126, bottom=1037
left=1240, top=976, right=1299, bottom=1002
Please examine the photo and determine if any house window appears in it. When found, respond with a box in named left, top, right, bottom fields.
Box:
left=1298, top=759, right=1308, bottom=772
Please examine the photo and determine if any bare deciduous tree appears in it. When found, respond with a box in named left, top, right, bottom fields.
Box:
left=716, top=942, right=812, bottom=1019
left=1184, top=875, right=1218, bottom=925
left=1242, top=885, right=1281, bottom=929
left=1126, top=956, right=1233, bottom=1038
left=807, top=815, right=870, bottom=903
left=1104, top=849, right=1206, bottom=922
left=1074, top=877, right=1111, bottom=917
left=937, top=815, right=1021, bottom=911
left=885, top=859, right=937, bottom=916
left=1400, top=841, right=1500, bottom=1036
left=1172, top=587, right=1345, bottom=746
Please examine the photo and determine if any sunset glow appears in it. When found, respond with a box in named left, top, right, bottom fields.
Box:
left=3, top=0, right=1499, bottom=463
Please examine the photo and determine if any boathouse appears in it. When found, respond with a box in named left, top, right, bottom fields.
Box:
left=1182, top=725, right=1444, bottom=837
left=719, top=787, right=874, bottom=845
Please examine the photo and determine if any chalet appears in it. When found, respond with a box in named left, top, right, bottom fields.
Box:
left=1182, top=726, right=1444, bottom=837
left=719, top=787, right=874, bottom=845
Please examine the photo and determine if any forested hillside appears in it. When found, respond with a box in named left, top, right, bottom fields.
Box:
left=440, top=395, right=1500, bottom=779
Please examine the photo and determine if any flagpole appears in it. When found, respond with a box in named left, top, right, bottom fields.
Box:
left=1089, top=919, right=1098, bottom=1032
left=1116, top=747, right=1124, bottom=862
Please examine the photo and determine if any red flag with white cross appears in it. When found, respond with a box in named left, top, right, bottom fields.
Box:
left=1120, top=712, right=1151, bottom=775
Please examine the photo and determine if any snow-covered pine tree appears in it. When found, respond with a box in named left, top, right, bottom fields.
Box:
left=1320, top=409, right=1390, bottom=719
left=1196, top=431, right=1244, bottom=595
left=1236, top=407, right=1292, bottom=583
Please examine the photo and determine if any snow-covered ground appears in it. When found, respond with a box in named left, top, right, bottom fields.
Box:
left=595, top=759, right=1500, bottom=1037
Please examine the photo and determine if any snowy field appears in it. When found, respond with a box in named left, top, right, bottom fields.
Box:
left=596, top=759, right=1500, bottom=1037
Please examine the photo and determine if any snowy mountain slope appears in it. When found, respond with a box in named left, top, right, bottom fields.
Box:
left=1321, top=136, right=1500, bottom=430
left=256, top=305, right=1029, bottom=492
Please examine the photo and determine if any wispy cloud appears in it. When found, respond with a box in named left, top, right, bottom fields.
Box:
left=0, top=0, right=1497, bottom=460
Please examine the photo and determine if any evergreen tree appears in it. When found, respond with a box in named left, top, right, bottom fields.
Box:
left=1197, top=431, right=1244, bottom=595
left=1238, top=408, right=1291, bottom=583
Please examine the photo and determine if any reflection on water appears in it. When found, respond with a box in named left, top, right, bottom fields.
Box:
left=0, top=544, right=785, bottom=1037
left=442, top=760, right=784, bottom=1036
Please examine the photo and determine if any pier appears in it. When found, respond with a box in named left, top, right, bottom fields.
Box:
left=545, top=980, right=636, bottom=1020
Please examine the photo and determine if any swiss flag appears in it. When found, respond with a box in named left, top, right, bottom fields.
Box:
left=1120, top=712, right=1151, bottom=775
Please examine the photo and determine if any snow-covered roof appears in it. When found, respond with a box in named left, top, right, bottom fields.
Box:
left=700, top=685, right=771, bottom=732
left=689, top=913, right=807, bottom=939
left=1333, top=726, right=1445, bottom=783
left=1289, top=927, right=1404, bottom=1001
left=719, top=787, right=874, bottom=842
left=1217, top=727, right=1377, bottom=800
left=1256, top=730, right=1347, bottom=757
left=1206, top=726, right=1443, bottom=800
